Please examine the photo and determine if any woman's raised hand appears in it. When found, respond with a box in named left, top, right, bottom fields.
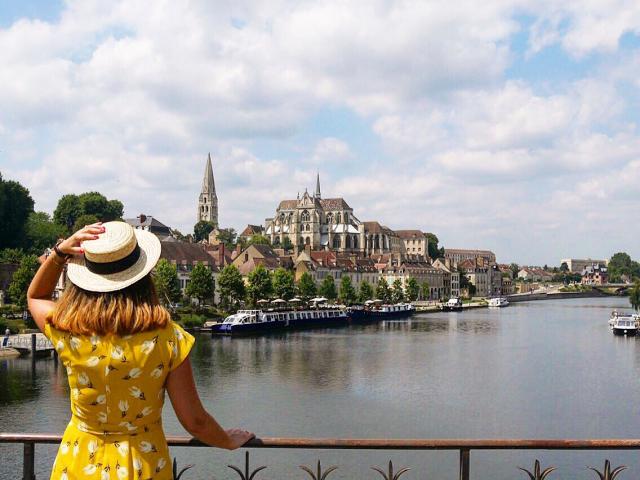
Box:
left=224, top=429, right=256, bottom=450
left=57, top=223, right=106, bottom=256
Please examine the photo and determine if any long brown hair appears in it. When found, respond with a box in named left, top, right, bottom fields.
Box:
left=49, top=274, right=170, bottom=336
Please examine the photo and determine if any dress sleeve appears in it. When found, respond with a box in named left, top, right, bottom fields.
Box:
left=43, top=321, right=66, bottom=359
left=168, top=321, right=195, bottom=371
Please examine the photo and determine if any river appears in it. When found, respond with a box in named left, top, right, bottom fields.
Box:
left=1, top=297, right=638, bottom=480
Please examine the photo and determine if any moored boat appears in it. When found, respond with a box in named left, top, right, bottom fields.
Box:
left=488, top=297, right=510, bottom=308
left=349, top=303, right=415, bottom=323
left=441, top=297, right=463, bottom=312
left=609, top=311, right=640, bottom=336
left=212, top=308, right=348, bottom=336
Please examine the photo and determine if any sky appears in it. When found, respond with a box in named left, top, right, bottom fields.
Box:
left=0, top=0, right=639, bottom=265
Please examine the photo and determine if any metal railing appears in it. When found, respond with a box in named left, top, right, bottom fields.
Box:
left=3, top=433, right=640, bottom=480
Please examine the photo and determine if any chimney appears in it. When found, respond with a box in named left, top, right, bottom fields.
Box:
left=218, top=243, right=225, bottom=266
left=139, top=214, right=147, bottom=224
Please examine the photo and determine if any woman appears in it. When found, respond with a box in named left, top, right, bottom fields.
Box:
left=28, top=221, right=254, bottom=480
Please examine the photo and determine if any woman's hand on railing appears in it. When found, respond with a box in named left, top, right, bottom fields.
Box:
left=224, top=429, right=256, bottom=450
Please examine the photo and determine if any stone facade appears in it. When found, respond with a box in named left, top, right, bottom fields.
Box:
left=198, top=153, right=218, bottom=227
left=444, top=248, right=496, bottom=264
left=561, top=258, right=608, bottom=274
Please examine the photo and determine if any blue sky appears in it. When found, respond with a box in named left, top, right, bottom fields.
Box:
left=1, top=1, right=639, bottom=265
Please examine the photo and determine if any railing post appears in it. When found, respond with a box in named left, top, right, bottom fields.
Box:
left=459, top=448, right=470, bottom=480
left=23, top=441, right=35, bottom=480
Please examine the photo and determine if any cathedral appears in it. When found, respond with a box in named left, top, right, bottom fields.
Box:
left=264, top=174, right=400, bottom=256
left=197, top=153, right=218, bottom=228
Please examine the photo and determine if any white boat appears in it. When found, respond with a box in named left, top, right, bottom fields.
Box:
left=441, top=297, right=463, bottom=311
left=488, top=297, right=510, bottom=308
left=609, top=311, right=640, bottom=336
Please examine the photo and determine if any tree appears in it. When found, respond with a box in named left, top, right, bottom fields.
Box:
left=609, top=252, right=640, bottom=282
left=8, top=254, right=39, bottom=310
left=0, top=248, right=25, bottom=264
left=358, top=280, right=374, bottom=303
left=216, top=228, right=237, bottom=250
left=339, top=276, right=357, bottom=305
left=73, top=214, right=101, bottom=233
left=53, top=194, right=82, bottom=232
left=217, top=265, right=246, bottom=309
left=153, top=259, right=182, bottom=307
left=53, top=192, right=123, bottom=234
left=319, top=275, right=337, bottom=301
left=559, top=262, right=569, bottom=272
left=297, top=272, right=317, bottom=300
left=0, top=174, right=34, bottom=250
left=273, top=268, right=296, bottom=300
left=282, top=237, right=294, bottom=252
left=425, top=232, right=445, bottom=259
left=509, top=263, right=520, bottom=278
left=376, top=278, right=391, bottom=303
left=247, top=265, right=273, bottom=306
left=185, top=263, right=215, bottom=306
left=193, top=220, right=216, bottom=243
left=248, top=234, right=271, bottom=246
left=171, top=229, right=186, bottom=241
left=420, top=281, right=430, bottom=300
left=630, top=281, right=640, bottom=312
left=391, top=279, right=405, bottom=303
left=406, top=277, right=419, bottom=302
left=26, top=211, right=67, bottom=255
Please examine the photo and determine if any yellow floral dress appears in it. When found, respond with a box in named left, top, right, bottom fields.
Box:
left=43, top=319, right=194, bottom=480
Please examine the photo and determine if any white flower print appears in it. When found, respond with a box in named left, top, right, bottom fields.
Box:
left=90, top=334, right=100, bottom=351
left=118, top=400, right=129, bottom=418
left=105, top=385, right=111, bottom=395
left=105, top=365, right=118, bottom=376
left=140, top=336, right=158, bottom=355
left=87, top=439, right=97, bottom=458
left=60, top=441, right=70, bottom=455
left=115, top=441, right=129, bottom=457
left=122, top=368, right=142, bottom=380
left=111, top=345, right=127, bottom=362
left=72, top=439, right=79, bottom=457
left=116, top=463, right=128, bottom=480
left=69, top=336, right=81, bottom=351
left=55, top=339, right=65, bottom=351
left=86, top=356, right=100, bottom=367
left=118, top=421, right=137, bottom=432
left=139, top=441, right=157, bottom=453
left=101, top=466, right=110, bottom=480
left=97, top=411, right=107, bottom=424
left=156, top=457, right=167, bottom=472
left=133, top=458, right=142, bottom=477
left=61, top=469, right=68, bottom=480
left=174, top=327, right=184, bottom=341
left=136, top=406, right=152, bottom=419
left=77, top=421, right=89, bottom=433
left=66, top=366, right=73, bottom=376
left=90, top=394, right=106, bottom=406
left=83, top=463, right=97, bottom=475
left=150, top=363, right=164, bottom=379
left=77, top=372, right=92, bottom=388
left=128, top=386, right=145, bottom=400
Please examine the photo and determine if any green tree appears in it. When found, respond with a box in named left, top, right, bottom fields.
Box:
left=193, top=220, right=216, bottom=243
left=216, top=228, right=237, bottom=250
left=296, top=271, right=317, bottom=300
left=0, top=248, right=25, bottom=264
left=406, top=277, right=419, bottom=302
left=73, top=214, right=101, bottom=233
left=509, top=263, right=520, bottom=278
left=0, top=174, right=35, bottom=250
left=170, top=229, right=186, bottom=241
left=376, top=277, right=391, bottom=303
left=630, top=281, right=640, bottom=311
left=217, top=264, right=246, bottom=310
left=609, top=252, right=640, bottom=282
left=391, top=279, right=405, bottom=303
left=248, top=234, right=271, bottom=246
left=26, top=211, right=67, bottom=255
left=185, top=263, right=215, bottom=307
left=273, top=267, right=296, bottom=300
left=53, top=194, right=82, bottom=231
left=425, top=232, right=444, bottom=259
left=358, top=280, right=374, bottom=303
left=282, top=237, right=294, bottom=252
left=8, top=254, right=39, bottom=310
left=319, top=275, right=337, bottom=300
left=153, top=259, right=182, bottom=307
left=339, top=275, right=357, bottom=305
left=420, top=281, right=430, bottom=300
left=559, top=262, right=569, bottom=272
left=247, top=265, right=273, bottom=306
left=53, top=192, right=123, bottom=233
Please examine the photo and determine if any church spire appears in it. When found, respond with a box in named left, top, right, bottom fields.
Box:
left=202, top=152, right=216, bottom=195
left=315, top=171, right=321, bottom=199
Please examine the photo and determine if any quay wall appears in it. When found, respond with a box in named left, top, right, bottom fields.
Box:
left=507, top=290, right=612, bottom=303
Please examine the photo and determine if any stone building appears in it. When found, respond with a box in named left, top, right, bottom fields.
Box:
left=382, top=260, right=447, bottom=300
left=197, top=153, right=218, bottom=227
left=444, top=248, right=496, bottom=264
left=581, top=263, right=608, bottom=285
left=124, top=214, right=172, bottom=240
left=395, top=230, right=429, bottom=259
left=561, top=258, right=608, bottom=274
left=458, top=257, right=491, bottom=297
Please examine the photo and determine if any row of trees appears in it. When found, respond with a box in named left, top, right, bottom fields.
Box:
left=153, top=260, right=431, bottom=311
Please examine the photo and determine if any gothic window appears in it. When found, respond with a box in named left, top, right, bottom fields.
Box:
left=300, top=237, right=304, bottom=245
left=305, top=224, right=311, bottom=232
left=326, top=213, right=333, bottom=224
left=353, top=236, right=358, bottom=249
left=333, top=236, right=341, bottom=249
left=344, top=213, right=349, bottom=223
left=305, top=237, right=311, bottom=246
left=204, top=196, right=207, bottom=203
left=273, top=237, right=280, bottom=245
left=301, top=210, right=311, bottom=222
left=336, top=213, right=341, bottom=224
left=346, top=236, right=351, bottom=249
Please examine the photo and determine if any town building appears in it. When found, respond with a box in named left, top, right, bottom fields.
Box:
left=239, top=225, right=264, bottom=243
left=458, top=258, right=491, bottom=297
left=444, top=248, right=496, bottom=264
left=581, top=263, right=608, bottom=285
left=124, top=214, right=173, bottom=240
left=517, top=267, right=553, bottom=282
left=432, top=258, right=460, bottom=299
left=394, top=230, right=428, bottom=259
left=197, top=153, right=219, bottom=227
left=560, top=258, right=608, bottom=274
left=232, top=244, right=294, bottom=276
left=382, top=260, right=446, bottom=300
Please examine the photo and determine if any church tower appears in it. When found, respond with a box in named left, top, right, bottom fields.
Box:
left=315, top=172, right=321, bottom=199
left=198, top=153, right=218, bottom=227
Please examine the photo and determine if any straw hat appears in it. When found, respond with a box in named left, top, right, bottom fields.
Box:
left=66, top=221, right=161, bottom=293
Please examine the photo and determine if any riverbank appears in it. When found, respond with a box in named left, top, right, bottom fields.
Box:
left=507, top=289, right=614, bottom=303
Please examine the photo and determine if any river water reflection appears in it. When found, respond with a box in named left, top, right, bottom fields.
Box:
left=1, top=297, right=638, bottom=479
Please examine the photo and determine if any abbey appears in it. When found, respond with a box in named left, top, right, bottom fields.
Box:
left=197, top=153, right=218, bottom=227
left=264, top=174, right=399, bottom=256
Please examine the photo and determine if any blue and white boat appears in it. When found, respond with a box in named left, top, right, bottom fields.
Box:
left=212, top=308, right=348, bottom=336
left=349, top=303, right=415, bottom=323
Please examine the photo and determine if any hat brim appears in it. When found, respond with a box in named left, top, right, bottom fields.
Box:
left=66, top=229, right=161, bottom=293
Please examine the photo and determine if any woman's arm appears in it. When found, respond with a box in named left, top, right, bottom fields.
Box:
left=27, top=223, right=104, bottom=331
left=166, top=357, right=254, bottom=449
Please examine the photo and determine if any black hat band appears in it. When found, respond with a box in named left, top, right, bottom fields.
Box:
left=84, top=244, right=141, bottom=275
